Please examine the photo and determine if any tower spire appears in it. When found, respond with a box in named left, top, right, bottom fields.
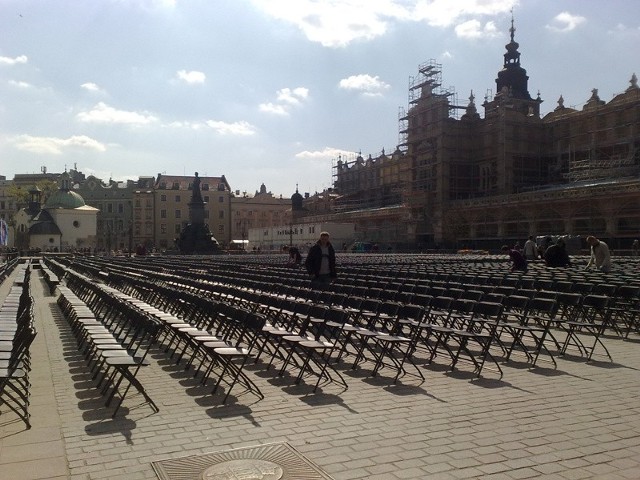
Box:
left=495, top=13, right=531, bottom=100
left=510, top=8, right=515, bottom=42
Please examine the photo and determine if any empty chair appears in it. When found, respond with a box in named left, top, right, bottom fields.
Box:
left=503, top=297, right=559, bottom=367
left=447, top=301, right=505, bottom=378
left=559, top=294, right=612, bottom=362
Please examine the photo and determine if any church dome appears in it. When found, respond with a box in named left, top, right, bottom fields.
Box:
left=45, top=189, right=86, bottom=209
left=291, top=187, right=303, bottom=211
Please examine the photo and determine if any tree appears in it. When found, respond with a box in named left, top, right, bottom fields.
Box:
left=6, top=179, right=58, bottom=209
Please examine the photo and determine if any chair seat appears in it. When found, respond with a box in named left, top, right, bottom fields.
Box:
left=213, top=346, right=249, bottom=356
left=299, top=339, right=333, bottom=349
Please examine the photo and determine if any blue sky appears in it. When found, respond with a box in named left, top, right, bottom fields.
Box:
left=1, top=0, right=638, bottom=198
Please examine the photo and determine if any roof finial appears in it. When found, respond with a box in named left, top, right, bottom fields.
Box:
left=510, top=8, right=515, bottom=42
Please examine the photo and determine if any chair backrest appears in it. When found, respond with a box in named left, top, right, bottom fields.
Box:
left=580, top=295, right=610, bottom=324
left=472, top=301, right=504, bottom=319
left=411, top=293, right=432, bottom=309
left=555, top=292, right=583, bottom=321
left=378, top=301, right=401, bottom=317
left=502, top=294, right=529, bottom=311
left=526, top=297, right=558, bottom=320
left=398, top=304, right=425, bottom=322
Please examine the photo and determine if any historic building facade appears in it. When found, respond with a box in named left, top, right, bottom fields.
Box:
left=324, top=20, right=640, bottom=251
left=153, top=174, right=232, bottom=250
left=229, top=184, right=292, bottom=249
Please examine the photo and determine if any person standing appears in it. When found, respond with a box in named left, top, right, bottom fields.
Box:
left=305, top=231, right=337, bottom=289
left=632, top=239, right=639, bottom=257
left=524, top=235, right=538, bottom=260
left=585, top=236, right=611, bottom=273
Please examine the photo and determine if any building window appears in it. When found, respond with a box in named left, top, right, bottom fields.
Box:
left=175, top=210, right=181, bottom=218
left=218, top=225, right=224, bottom=233
left=175, top=195, right=181, bottom=202
left=204, top=196, right=209, bottom=202
left=202, top=183, right=209, bottom=191
left=219, top=196, right=224, bottom=203
left=161, top=209, right=166, bottom=219
left=204, top=210, right=209, bottom=219
left=172, top=182, right=179, bottom=189
left=159, top=182, right=166, bottom=189
left=107, top=203, right=113, bottom=213
left=160, top=224, right=167, bottom=234
left=73, top=220, right=80, bottom=228
left=161, top=194, right=166, bottom=202
left=175, top=224, right=181, bottom=234
left=219, top=210, right=224, bottom=219
left=118, top=203, right=124, bottom=214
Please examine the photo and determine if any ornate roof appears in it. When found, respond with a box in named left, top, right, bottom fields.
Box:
left=29, top=220, right=62, bottom=235
left=45, top=189, right=86, bottom=209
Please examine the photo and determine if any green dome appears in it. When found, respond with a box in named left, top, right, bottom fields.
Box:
left=45, top=190, right=86, bottom=209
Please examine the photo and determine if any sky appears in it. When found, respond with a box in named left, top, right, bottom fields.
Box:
left=1, top=0, right=639, bottom=198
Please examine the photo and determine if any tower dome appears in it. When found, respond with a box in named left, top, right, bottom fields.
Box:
left=45, top=172, right=86, bottom=209
left=45, top=190, right=86, bottom=209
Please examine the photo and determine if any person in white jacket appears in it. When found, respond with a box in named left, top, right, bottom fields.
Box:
left=585, top=236, right=611, bottom=273
left=524, top=235, right=538, bottom=260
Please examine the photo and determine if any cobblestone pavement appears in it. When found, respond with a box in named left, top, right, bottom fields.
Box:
left=1, top=266, right=640, bottom=480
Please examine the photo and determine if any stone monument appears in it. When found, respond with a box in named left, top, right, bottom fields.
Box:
left=176, top=172, right=221, bottom=254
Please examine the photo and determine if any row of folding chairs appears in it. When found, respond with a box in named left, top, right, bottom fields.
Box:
left=86, top=257, right=627, bottom=369
left=91, top=265, right=419, bottom=389
left=0, top=263, right=36, bottom=428
left=53, top=265, right=162, bottom=417
left=58, top=257, right=632, bottom=379
left=83, top=266, right=268, bottom=404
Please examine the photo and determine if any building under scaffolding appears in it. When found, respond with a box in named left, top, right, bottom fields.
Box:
left=308, top=19, right=640, bottom=251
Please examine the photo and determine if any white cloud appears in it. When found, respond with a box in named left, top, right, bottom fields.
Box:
left=260, top=87, right=309, bottom=115
left=0, top=54, right=28, bottom=66
left=77, top=102, right=158, bottom=125
left=296, top=147, right=356, bottom=163
left=546, top=12, right=586, bottom=32
left=277, top=87, right=309, bottom=105
left=205, top=120, right=256, bottom=135
left=339, top=74, right=390, bottom=97
left=608, top=23, right=640, bottom=37
left=12, top=134, right=107, bottom=154
left=8, top=80, right=32, bottom=89
left=176, top=69, right=206, bottom=84
left=415, top=0, right=515, bottom=28
left=251, top=0, right=516, bottom=47
left=259, top=102, right=289, bottom=115
left=455, top=19, right=499, bottom=39
left=166, top=119, right=257, bottom=134
left=81, top=82, right=105, bottom=93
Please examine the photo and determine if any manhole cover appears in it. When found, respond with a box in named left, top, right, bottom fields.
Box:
left=152, top=442, right=334, bottom=480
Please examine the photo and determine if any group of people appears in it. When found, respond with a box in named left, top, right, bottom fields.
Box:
left=299, top=230, right=617, bottom=292
left=504, top=235, right=612, bottom=273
